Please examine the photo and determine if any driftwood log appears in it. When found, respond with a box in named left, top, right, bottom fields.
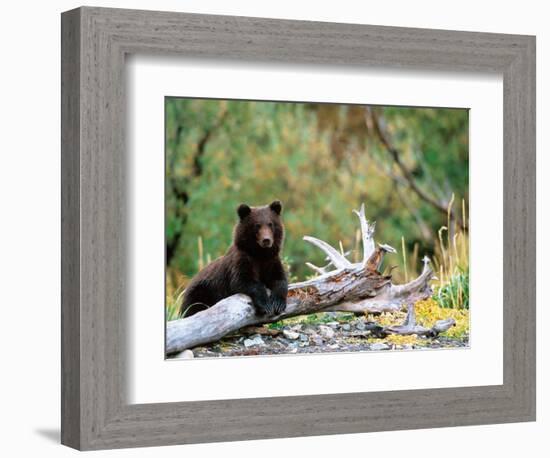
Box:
left=167, top=205, right=451, bottom=354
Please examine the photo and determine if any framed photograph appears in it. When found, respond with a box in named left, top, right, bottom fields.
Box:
left=164, top=98, right=470, bottom=360
left=61, top=6, right=535, bottom=450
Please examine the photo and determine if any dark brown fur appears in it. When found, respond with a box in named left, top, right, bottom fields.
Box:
left=179, top=201, right=288, bottom=318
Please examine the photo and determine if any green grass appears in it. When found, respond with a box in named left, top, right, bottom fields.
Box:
left=166, top=289, right=184, bottom=321
left=434, top=269, right=469, bottom=310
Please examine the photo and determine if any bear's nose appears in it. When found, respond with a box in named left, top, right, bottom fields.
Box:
left=262, top=238, right=272, bottom=247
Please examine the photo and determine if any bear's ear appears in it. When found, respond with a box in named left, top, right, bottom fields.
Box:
left=237, top=203, right=251, bottom=220
left=269, top=200, right=282, bottom=215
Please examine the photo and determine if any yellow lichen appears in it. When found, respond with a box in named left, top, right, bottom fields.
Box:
left=414, top=298, right=469, bottom=339
left=365, top=310, right=407, bottom=327
left=384, top=334, right=421, bottom=346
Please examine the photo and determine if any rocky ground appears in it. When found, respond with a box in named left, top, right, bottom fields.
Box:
left=171, top=311, right=469, bottom=359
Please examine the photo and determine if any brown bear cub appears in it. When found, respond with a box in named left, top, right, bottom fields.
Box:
left=179, top=200, right=288, bottom=318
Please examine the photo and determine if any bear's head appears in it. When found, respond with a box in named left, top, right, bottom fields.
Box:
left=234, top=200, right=284, bottom=257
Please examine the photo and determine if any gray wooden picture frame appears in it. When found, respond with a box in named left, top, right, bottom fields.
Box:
left=61, top=6, right=536, bottom=451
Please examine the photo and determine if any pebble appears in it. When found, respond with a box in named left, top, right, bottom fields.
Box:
left=327, top=321, right=340, bottom=328
left=342, top=323, right=351, bottom=331
left=312, top=336, right=324, bottom=346
left=355, top=321, right=366, bottom=331
left=370, top=343, right=390, bottom=351
left=350, top=331, right=370, bottom=338
left=283, top=330, right=300, bottom=340
left=174, top=349, right=194, bottom=359
left=244, top=336, right=264, bottom=347
left=318, top=325, right=335, bottom=339
left=300, top=333, right=309, bottom=342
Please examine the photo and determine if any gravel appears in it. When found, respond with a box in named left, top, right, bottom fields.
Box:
left=185, top=315, right=469, bottom=358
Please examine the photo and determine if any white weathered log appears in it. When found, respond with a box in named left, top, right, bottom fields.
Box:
left=323, top=266, right=433, bottom=314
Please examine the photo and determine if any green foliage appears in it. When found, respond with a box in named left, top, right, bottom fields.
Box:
left=435, top=270, right=470, bottom=310
left=281, top=255, right=298, bottom=283
left=165, top=98, right=469, bottom=294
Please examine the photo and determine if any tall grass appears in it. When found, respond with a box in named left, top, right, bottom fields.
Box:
left=398, top=196, right=469, bottom=309
left=166, top=285, right=185, bottom=321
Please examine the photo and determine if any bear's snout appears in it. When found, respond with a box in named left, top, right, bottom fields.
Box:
left=258, top=226, right=274, bottom=248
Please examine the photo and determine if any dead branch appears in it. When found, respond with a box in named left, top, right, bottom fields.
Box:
left=367, top=302, right=456, bottom=338
left=364, top=106, right=462, bottom=227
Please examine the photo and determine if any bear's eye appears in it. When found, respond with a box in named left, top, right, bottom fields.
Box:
left=268, top=223, right=273, bottom=228
left=255, top=224, right=261, bottom=230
